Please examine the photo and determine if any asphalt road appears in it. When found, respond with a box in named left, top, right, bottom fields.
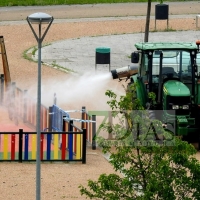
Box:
left=0, top=1, right=200, bottom=21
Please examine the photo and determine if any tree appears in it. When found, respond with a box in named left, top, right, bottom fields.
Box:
left=144, top=0, right=151, bottom=42
left=79, top=84, right=200, bottom=200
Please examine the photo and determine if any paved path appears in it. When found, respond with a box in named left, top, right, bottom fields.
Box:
left=38, top=30, right=200, bottom=74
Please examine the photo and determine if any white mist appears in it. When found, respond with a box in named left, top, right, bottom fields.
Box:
left=37, top=71, right=125, bottom=111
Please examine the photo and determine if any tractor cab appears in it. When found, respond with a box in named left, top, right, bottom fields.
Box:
left=131, top=42, right=200, bottom=106
left=111, top=41, right=200, bottom=144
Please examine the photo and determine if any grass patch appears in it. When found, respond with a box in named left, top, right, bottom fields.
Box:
left=23, top=46, right=37, bottom=62
left=31, top=46, right=37, bottom=56
left=163, top=27, right=177, bottom=32
left=23, top=43, right=51, bottom=61
left=51, top=60, right=76, bottom=73
left=151, top=27, right=177, bottom=32
left=1, top=0, right=198, bottom=7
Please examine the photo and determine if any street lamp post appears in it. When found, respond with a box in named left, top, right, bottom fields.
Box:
left=27, top=13, right=54, bottom=200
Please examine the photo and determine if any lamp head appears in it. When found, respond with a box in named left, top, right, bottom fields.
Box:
left=27, top=12, right=53, bottom=24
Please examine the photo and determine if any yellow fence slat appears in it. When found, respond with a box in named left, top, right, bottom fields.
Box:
left=3, top=134, right=8, bottom=159
left=32, top=134, right=36, bottom=159
left=76, top=134, right=81, bottom=159
left=54, top=134, right=59, bottom=159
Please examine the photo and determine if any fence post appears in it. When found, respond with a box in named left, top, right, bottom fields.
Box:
left=18, top=129, right=23, bottom=163
left=92, top=115, right=96, bottom=150
left=48, top=106, right=53, bottom=132
left=7, top=82, right=15, bottom=121
left=0, top=74, right=4, bottom=104
left=12, top=82, right=18, bottom=125
left=53, top=93, right=57, bottom=105
left=23, top=90, right=28, bottom=123
left=82, top=128, right=86, bottom=164
left=82, top=106, right=87, bottom=141
left=61, top=116, right=66, bottom=160
left=81, top=106, right=86, bottom=129
left=68, top=120, right=73, bottom=160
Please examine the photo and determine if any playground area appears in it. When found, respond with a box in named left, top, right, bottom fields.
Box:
left=1, top=2, right=200, bottom=199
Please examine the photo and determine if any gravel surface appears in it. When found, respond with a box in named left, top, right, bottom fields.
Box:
left=1, top=2, right=200, bottom=200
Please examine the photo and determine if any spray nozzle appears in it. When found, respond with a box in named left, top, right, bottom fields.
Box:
left=111, top=65, right=138, bottom=80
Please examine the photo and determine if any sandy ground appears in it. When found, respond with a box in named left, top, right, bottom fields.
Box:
left=1, top=2, right=200, bottom=199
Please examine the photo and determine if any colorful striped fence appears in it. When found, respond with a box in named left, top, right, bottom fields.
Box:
left=0, top=128, right=86, bottom=163
left=49, top=105, right=96, bottom=147
left=0, top=75, right=49, bottom=130
left=0, top=75, right=96, bottom=142
left=61, top=106, right=96, bottom=145
left=20, top=87, right=49, bottom=131
left=0, top=75, right=97, bottom=162
left=63, top=120, right=84, bottom=160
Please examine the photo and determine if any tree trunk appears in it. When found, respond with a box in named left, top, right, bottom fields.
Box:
left=144, top=0, right=152, bottom=42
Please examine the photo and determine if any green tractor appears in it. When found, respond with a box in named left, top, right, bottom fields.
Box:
left=111, top=41, right=200, bottom=147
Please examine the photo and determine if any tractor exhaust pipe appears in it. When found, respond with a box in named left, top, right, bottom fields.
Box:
left=111, top=65, right=138, bottom=80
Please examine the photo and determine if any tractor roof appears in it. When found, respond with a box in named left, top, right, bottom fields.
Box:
left=135, top=42, right=198, bottom=51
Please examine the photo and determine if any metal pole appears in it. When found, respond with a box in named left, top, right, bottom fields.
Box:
left=36, top=23, right=42, bottom=200
left=27, top=13, right=53, bottom=200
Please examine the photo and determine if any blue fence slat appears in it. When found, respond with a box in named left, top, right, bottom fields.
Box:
left=68, top=120, right=74, bottom=160
left=47, top=134, right=51, bottom=160
left=24, top=134, right=29, bottom=160
left=68, top=134, right=73, bottom=160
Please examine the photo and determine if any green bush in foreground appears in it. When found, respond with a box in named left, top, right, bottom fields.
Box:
left=79, top=84, right=200, bottom=199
